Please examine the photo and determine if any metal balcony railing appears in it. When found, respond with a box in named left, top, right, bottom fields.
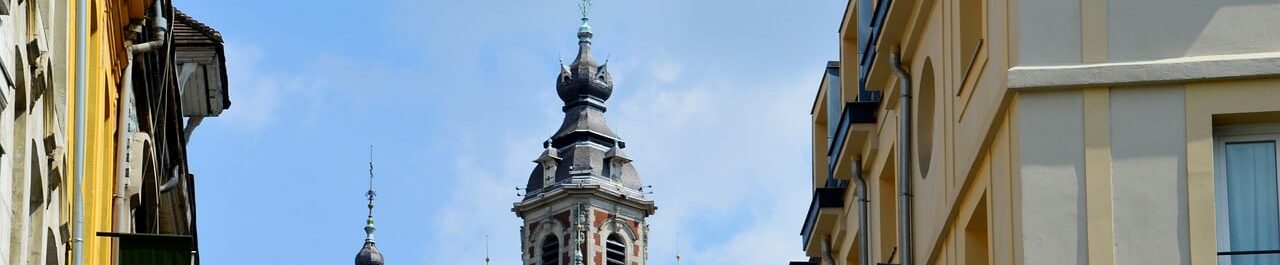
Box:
left=800, top=187, right=848, bottom=247
left=858, top=0, right=893, bottom=93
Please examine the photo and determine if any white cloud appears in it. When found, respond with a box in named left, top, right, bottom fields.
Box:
left=424, top=135, right=548, bottom=265
left=651, top=59, right=683, bottom=84
left=611, top=66, right=816, bottom=265
left=426, top=57, right=818, bottom=265
left=218, top=42, right=310, bottom=133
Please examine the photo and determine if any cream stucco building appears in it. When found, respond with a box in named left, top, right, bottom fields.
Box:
left=799, top=0, right=1280, bottom=265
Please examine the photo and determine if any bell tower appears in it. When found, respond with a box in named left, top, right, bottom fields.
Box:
left=513, top=2, right=657, bottom=265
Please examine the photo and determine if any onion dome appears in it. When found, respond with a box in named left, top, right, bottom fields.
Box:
left=556, top=15, right=614, bottom=108
left=355, top=240, right=384, bottom=265
left=524, top=11, right=644, bottom=198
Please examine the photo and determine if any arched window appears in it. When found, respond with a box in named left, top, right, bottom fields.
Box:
left=605, top=234, right=626, bottom=265
left=541, top=235, right=560, bottom=265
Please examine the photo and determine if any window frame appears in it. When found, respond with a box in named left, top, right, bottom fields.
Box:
left=604, top=233, right=627, bottom=265
left=539, top=234, right=561, bottom=265
left=1214, top=124, right=1280, bottom=263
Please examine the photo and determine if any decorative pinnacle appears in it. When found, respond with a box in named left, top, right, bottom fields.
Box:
left=577, top=0, right=593, bottom=38
left=365, top=145, right=378, bottom=242
left=579, top=0, right=592, bottom=21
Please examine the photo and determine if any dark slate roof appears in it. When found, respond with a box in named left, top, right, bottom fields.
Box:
left=173, top=10, right=223, bottom=45
left=355, top=242, right=384, bottom=265
left=524, top=20, right=643, bottom=198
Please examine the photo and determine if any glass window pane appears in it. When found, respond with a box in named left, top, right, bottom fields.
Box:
left=1225, top=141, right=1280, bottom=265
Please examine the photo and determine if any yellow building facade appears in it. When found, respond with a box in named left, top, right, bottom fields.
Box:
left=64, top=1, right=148, bottom=264
left=802, top=0, right=1280, bottom=265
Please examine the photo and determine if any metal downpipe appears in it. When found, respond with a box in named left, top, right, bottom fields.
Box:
left=854, top=159, right=870, bottom=265
left=822, top=236, right=837, bottom=265
left=72, top=0, right=88, bottom=263
left=890, top=47, right=913, bottom=265
left=112, top=2, right=169, bottom=262
left=115, top=0, right=170, bottom=229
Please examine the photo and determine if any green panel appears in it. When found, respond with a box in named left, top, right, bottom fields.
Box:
left=99, top=233, right=193, bottom=265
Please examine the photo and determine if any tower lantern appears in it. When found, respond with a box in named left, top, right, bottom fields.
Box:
left=514, top=2, right=657, bottom=265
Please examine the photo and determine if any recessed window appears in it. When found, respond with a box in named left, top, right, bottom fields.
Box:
left=915, top=58, right=936, bottom=178
left=605, top=233, right=626, bottom=265
left=965, top=197, right=989, bottom=265
left=541, top=234, right=561, bottom=265
left=609, top=161, right=622, bottom=180
left=1215, top=127, right=1280, bottom=264
left=959, top=0, right=985, bottom=72
left=543, top=162, right=555, bottom=188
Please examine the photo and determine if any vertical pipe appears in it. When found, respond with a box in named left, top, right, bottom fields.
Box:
left=822, top=236, right=836, bottom=265
left=72, top=0, right=88, bottom=264
left=854, top=159, right=870, bottom=265
left=889, top=47, right=913, bottom=265
left=110, top=44, right=133, bottom=265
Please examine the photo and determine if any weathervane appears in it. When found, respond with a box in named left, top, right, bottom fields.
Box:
left=676, top=232, right=682, bottom=265
left=367, top=145, right=377, bottom=207
left=364, top=145, right=378, bottom=242
left=579, top=0, right=592, bottom=20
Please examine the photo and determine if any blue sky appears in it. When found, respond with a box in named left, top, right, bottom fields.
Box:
left=174, top=0, right=844, bottom=264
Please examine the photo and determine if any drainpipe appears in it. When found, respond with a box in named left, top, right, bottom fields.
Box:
left=72, top=0, right=88, bottom=262
left=889, top=47, right=913, bottom=265
left=822, top=236, right=836, bottom=265
left=854, top=159, right=870, bottom=265
left=159, top=167, right=180, bottom=192
left=113, top=0, right=168, bottom=248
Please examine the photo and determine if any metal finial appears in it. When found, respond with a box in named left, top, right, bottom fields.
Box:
left=578, top=0, right=592, bottom=20
left=364, top=145, right=377, bottom=242
left=576, top=0, right=593, bottom=36
left=367, top=145, right=376, bottom=210
left=485, top=234, right=491, bottom=265
left=676, top=232, right=682, bottom=265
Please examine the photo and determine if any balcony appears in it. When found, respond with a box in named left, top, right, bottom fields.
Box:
left=826, top=100, right=879, bottom=179
left=857, top=0, right=893, bottom=92
left=800, top=187, right=847, bottom=256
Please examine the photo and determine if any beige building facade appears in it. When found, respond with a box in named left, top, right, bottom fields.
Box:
left=800, top=0, right=1280, bottom=265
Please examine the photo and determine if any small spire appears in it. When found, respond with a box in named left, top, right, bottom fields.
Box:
left=365, top=145, right=377, bottom=242
left=484, top=234, right=491, bottom=265
left=676, top=232, right=682, bottom=265
left=577, top=0, right=593, bottom=41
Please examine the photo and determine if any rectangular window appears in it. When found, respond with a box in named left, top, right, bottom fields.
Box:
left=959, top=0, right=985, bottom=73
left=965, top=197, right=990, bottom=265
left=1215, top=129, right=1280, bottom=264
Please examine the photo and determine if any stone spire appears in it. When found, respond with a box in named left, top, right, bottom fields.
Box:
left=514, top=4, right=657, bottom=265
left=556, top=0, right=614, bottom=112
left=526, top=0, right=645, bottom=199
left=356, top=146, right=384, bottom=265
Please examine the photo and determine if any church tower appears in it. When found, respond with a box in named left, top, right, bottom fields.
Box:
left=513, top=2, right=657, bottom=265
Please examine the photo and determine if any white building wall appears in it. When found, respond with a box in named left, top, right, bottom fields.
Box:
left=0, top=1, right=18, bottom=263
left=1109, top=0, right=1280, bottom=62
left=1109, top=86, right=1191, bottom=264
left=1016, top=90, right=1087, bottom=265
left=1015, top=0, right=1082, bottom=66
left=0, top=1, right=63, bottom=264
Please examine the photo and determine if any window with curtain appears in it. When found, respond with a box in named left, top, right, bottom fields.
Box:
left=1216, top=131, right=1280, bottom=265
left=541, top=235, right=560, bottom=265
left=605, top=234, right=626, bottom=265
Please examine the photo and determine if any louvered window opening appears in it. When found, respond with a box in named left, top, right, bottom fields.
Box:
left=606, top=234, right=626, bottom=265
left=542, top=235, right=560, bottom=265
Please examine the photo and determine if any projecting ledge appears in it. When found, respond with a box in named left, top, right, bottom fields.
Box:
left=1009, top=52, right=1280, bottom=90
